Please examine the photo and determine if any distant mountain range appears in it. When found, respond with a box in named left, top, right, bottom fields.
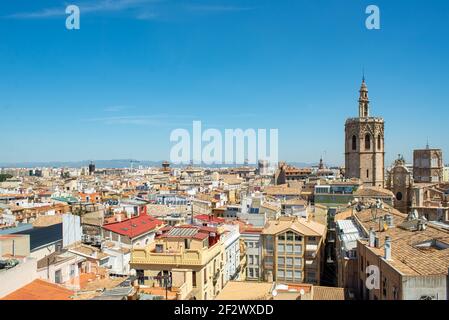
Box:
left=0, top=160, right=323, bottom=169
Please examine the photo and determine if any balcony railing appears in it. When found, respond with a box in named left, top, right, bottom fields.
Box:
left=131, top=243, right=222, bottom=267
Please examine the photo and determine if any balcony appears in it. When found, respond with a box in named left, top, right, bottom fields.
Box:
left=131, top=243, right=222, bottom=267
left=213, top=270, right=220, bottom=286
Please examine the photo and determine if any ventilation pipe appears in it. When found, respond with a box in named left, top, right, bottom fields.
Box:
left=384, top=236, right=392, bottom=260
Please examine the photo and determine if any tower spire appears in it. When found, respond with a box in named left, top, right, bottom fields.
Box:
left=358, top=76, right=370, bottom=118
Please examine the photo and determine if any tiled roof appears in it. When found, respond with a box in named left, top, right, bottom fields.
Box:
left=354, top=206, right=449, bottom=276
left=215, top=281, right=273, bottom=300
left=194, top=214, right=225, bottom=224
left=1, top=279, right=74, bottom=300
left=262, top=217, right=326, bottom=237
left=102, top=214, right=163, bottom=238
left=310, top=286, right=346, bottom=300
left=354, top=186, right=394, bottom=197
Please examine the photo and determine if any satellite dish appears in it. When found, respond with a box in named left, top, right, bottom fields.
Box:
left=272, top=289, right=278, bottom=297
left=300, top=289, right=305, bottom=295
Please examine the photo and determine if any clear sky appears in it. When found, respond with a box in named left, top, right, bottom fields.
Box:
left=1, top=0, right=448, bottom=166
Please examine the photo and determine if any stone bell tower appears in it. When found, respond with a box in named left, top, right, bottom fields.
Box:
left=345, top=77, right=385, bottom=187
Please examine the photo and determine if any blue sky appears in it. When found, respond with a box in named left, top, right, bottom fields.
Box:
left=1, top=0, right=448, bottom=165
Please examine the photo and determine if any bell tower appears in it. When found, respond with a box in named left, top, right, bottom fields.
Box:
left=358, top=77, right=370, bottom=117
left=345, top=78, right=385, bottom=187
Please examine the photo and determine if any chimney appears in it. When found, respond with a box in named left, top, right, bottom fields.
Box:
left=378, top=217, right=385, bottom=232
left=385, top=214, right=394, bottom=228
left=417, top=220, right=426, bottom=231
left=374, top=235, right=380, bottom=248
left=384, top=236, right=392, bottom=260
left=267, top=270, right=273, bottom=283
left=369, top=228, right=375, bottom=247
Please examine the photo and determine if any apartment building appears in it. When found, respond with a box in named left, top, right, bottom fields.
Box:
left=102, top=214, right=164, bottom=249
left=261, top=216, right=326, bottom=285
left=130, top=225, right=225, bottom=300
left=241, top=226, right=263, bottom=281
left=340, top=202, right=449, bottom=300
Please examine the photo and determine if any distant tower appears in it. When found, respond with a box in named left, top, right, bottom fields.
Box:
left=318, top=157, right=325, bottom=170
left=388, top=155, right=413, bottom=213
left=162, top=161, right=171, bottom=173
left=258, top=160, right=269, bottom=175
left=345, top=78, right=385, bottom=187
left=88, top=162, right=96, bottom=175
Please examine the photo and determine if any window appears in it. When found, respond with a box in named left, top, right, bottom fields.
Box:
left=294, top=234, right=302, bottom=241
left=155, top=244, right=163, bottom=253
left=294, top=244, right=302, bottom=254
left=55, top=270, right=62, bottom=284
left=294, top=257, right=302, bottom=267
left=277, top=244, right=285, bottom=253
left=265, top=236, right=274, bottom=252
left=365, top=134, right=371, bottom=150
left=396, top=192, right=403, bottom=201
left=308, top=237, right=316, bottom=242
left=277, top=257, right=285, bottom=266
left=307, top=271, right=316, bottom=281
left=393, top=286, right=398, bottom=300
left=277, top=270, right=285, bottom=279
left=278, top=234, right=285, bottom=241
left=69, top=264, right=76, bottom=277
left=366, top=169, right=369, bottom=178
left=248, top=268, right=254, bottom=278
left=286, top=232, right=294, bottom=241
left=352, top=135, right=357, bottom=150
left=294, top=270, right=302, bottom=280
left=286, top=257, right=293, bottom=267
left=286, top=244, right=293, bottom=253
left=204, top=268, right=207, bottom=284
left=377, top=135, right=381, bottom=149
left=265, top=256, right=273, bottom=266
left=286, top=270, right=293, bottom=280
left=192, top=271, right=197, bottom=287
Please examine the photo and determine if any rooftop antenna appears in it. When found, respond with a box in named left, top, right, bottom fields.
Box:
left=362, top=67, right=365, bottom=82
left=426, top=137, right=430, bottom=149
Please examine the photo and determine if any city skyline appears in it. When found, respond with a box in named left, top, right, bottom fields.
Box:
left=1, top=0, right=449, bottom=165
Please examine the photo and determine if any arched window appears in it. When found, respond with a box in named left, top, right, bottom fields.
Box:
left=365, top=134, right=371, bottom=150
left=352, top=135, right=357, bottom=150
left=377, top=135, right=381, bottom=150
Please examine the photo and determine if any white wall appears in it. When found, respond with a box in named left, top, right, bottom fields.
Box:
left=0, top=258, right=37, bottom=298
left=63, top=214, right=82, bottom=248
